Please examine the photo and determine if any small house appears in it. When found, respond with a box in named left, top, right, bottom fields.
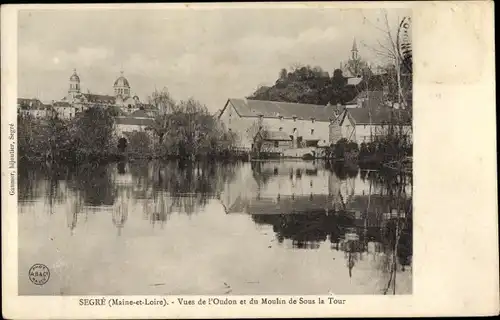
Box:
left=253, top=130, right=292, bottom=155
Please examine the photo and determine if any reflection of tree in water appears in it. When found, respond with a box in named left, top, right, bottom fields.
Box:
left=67, top=163, right=116, bottom=207
left=251, top=162, right=274, bottom=186
left=251, top=212, right=349, bottom=249
left=112, top=196, right=129, bottom=236
left=325, top=162, right=359, bottom=180
left=342, top=239, right=364, bottom=278
left=66, top=190, right=84, bottom=235
left=153, top=161, right=237, bottom=215
left=150, top=191, right=173, bottom=228
left=18, top=161, right=68, bottom=206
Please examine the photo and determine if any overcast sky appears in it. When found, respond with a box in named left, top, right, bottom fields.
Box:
left=18, top=7, right=410, bottom=112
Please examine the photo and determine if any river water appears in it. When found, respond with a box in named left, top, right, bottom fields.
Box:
left=18, top=160, right=412, bottom=295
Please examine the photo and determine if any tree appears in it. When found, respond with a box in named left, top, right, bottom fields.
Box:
left=330, top=69, right=348, bottom=105
left=147, top=88, right=177, bottom=146
left=363, top=11, right=412, bottom=110
left=248, top=65, right=353, bottom=105
left=149, top=87, right=176, bottom=115
left=279, top=68, right=288, bottom=80
left=70, top=106, right=115, bottom=158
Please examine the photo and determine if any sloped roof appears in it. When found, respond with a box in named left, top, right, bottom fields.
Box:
left=141, top=104, right=157, bottom=110
left=115, top=116, right=154, bottom=126
left=82, top=93, right=116, bottom=104
left=345, top=107, right=412, bottom=125
left=130, top=109, right=150, bottom=118
left=17, top=98, right=44, bottom=108
left=108, top=105, right=127, bottom=116
left=347, top=77, right=363, bottom=86
left=225, top=98, right=342, bottom=122
left=53, top=101, right=73, bottom=108
left=261, top=130, right=292, bottom=141
left=345, top=90, right=385, bottom=106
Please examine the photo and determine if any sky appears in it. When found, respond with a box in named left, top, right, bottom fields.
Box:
left=18, top=6, right=410, bottom=113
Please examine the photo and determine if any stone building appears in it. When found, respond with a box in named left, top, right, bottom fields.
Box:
left=329, top=92, right=412, bottom=145
left=218, top=98, right=343, bottom=150
left=57, top=69, right=155, bottom=119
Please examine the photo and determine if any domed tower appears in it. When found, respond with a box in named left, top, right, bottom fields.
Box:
left=68, top=68, right=81, bottom=99
left=113, top=71, right=131, bottom=99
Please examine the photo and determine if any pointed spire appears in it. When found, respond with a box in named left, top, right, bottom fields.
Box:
left=352, top=38, right=358, bottom=52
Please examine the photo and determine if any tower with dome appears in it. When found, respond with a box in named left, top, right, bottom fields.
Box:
left=56, top=68, right=156, bottom=119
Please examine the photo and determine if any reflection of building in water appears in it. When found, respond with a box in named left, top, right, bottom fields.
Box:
left=222, top=162, right=362, bottom=214
left=112, top=196, right=129, bottom=236
left=65, top=191, right=84, bottom=235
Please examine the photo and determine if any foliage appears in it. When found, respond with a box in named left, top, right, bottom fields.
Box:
left=127, top=131, right=152, bottom=156
left=70, top=106, right=115, bottom=159
left=18, top=114, right=75, bottom=161
left=149, top=97, right=237, bottom=160
left=248, top=65, right=360, bottom=106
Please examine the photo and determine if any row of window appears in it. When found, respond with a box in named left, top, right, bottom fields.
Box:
left=259, top=114, right=316, bottom=123
left=276, top=127, right=314, bottom=135
left=116, top=88, right=130, bottom=95
left=228, top=125, right=316, bottom=136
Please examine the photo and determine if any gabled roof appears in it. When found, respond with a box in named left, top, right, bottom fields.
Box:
left=345, top=107, right=412, bottom=125
left=17, top=98, right=44, bottom=109
left=81, top=93, right=116, bottom=104
left=223, top=98, right=342, bottom=122
left=130, top=109, right=150, bottom=118
left=347, top=77, right=363, bottom=86
left=53, top=101, right=73, bottom=108
left=345, top=90, right=385, bottom=106
left=115, top=116, right=154, bottom=126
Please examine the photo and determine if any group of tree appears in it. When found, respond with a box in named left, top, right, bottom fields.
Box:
left=247, top=13, right=412, bottom=110
left=146, top=88, right=237, bottom=161
left=18, top=107, right=118, bottom=163
left=247, top=62, right=406, bottom=107
left=18, top=89, right=238, bottom=163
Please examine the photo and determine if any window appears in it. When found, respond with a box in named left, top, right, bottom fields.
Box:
left=279, top=127, right=283, bottom=131
left=310, top=129, right=314, bottom=135
left=274, top=141, right=279, bottom=148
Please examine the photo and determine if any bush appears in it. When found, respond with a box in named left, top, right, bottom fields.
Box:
left=127, top=131, right=152, bottom=157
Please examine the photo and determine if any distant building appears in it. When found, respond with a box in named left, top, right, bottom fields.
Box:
left=17, top=98, right=54, bottom=119
left=253, top=130, right=293, bottom=154
left=114, top=109, right=155, bottom=138
left=340, top=38, right=369, bottom=79
left=218, top=98, right=343, bottom=150
left=56, top=68, right=157, bottom=119
left=330, top=92, right=412, bottom=144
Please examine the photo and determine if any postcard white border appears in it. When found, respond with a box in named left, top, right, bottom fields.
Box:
left=2, top=1, right=498, bottom=319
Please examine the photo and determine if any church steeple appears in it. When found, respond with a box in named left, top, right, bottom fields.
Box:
left=351, top=38, right=359, bottom=60
left=68, top=68, right=81, bottom=100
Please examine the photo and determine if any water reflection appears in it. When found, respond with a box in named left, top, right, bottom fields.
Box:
left=19, top=159, right=412, bottom=295
left=222, top=161, right=412, bottom=292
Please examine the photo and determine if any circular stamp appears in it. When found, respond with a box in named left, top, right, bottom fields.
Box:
left=29, top=263, right=50, bottom=285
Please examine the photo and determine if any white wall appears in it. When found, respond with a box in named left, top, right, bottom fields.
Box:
left=354, top=124, right=412, bottom=144
left=219, top=102, right=332, bottom=149
left=115, top=124, right=150, bottom=136
left=54, top=107, right=76, bottom=119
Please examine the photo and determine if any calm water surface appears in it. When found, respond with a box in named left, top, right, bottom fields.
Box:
left=19, top=160, right=412, bottom=295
